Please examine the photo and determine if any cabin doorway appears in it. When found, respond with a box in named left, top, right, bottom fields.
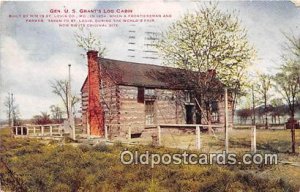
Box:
left=185, top=105, right=194, bottom=124
left=196, top=111, right=201, bottom=124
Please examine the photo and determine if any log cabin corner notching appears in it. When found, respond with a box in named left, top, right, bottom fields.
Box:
left=81, top=50, right=233, bottom=137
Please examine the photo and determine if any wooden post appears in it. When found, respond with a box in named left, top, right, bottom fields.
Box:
left=196, top=125, right=201, bottom=150
left=59, top=125, right=63, bottom=137
left=251, top=125, right=257, bottom=153
left=128, top=124, right=132, bottom=143
left=225, top=88, right=229, bottom=153
left=104, top=125, right=108, bottom=141
left=41, top=126, right=44, bottom=136
left=50, top=126, right=53, bottom=136
left=157, top=125, right=161, bottom=146
left=87, top=122, right=90, bottom=139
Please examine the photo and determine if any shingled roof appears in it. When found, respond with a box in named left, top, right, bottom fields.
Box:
left=81, top=57, right=222, bottom=91
left=100, top=58, right=187, bottom=89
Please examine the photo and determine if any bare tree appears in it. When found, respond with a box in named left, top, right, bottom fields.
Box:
left=256, top=74, right=272, bottom=129
left=270, top=98, right=284, bottom=124
left=50, top=105, right=64, bottom=123
left=4, top=93, right=20, bottom=126
left=50, top=80, right=80, bottom=118
left=4, top=93, right=13, bottom=127
left=282, top=33, right=300, bottom=60
left=274, top=60, right=299, bottom=153
left=238, top=83, right=259, bottom=125
left=155, top=3, right=255, bottom=131
left=273, top=32, right=300, bottom=153
left=237, top=108, right=252, bottom=124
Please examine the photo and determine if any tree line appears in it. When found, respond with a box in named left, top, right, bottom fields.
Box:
left=3, top=80, right=79, bottom=126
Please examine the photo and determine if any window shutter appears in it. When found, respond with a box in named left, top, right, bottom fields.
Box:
left=137, top=87, right=144, bottom=103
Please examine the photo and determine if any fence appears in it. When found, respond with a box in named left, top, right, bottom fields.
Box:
left=11, top=123, right=257, bottom=153
left=11, top=124, right=64, bottom=138
left=103, top=123, right=257, bottom=152
left=104, top=124, right=134, bottom=143
left=157, top=124, right=224, bottom=150
left=233, top=125, right=257, bottom=153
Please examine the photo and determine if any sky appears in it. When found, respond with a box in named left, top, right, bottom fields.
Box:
left=0, top=1, right=299, bottom=120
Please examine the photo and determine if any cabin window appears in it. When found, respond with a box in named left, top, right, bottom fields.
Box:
left=144, top=88, right=156, bottom=101
left=145, top=101, right=155, bottom=125
left=145, top=88, right=155, bottom=96
left=185, top=91, right=193, bottom=103
left=137, top=87, right=144, bottom=103
left=211, top=101, right=220, bottom=123
left=212, top=112, right=220, bottom=123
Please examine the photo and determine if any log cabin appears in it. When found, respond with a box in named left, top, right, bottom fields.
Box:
left=81, top=50, right=233, bottom=137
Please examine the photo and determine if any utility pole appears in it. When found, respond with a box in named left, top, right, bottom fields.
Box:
left=68, top=64, right=76, bottom=140
left=225, top=87, right=229, bottom=154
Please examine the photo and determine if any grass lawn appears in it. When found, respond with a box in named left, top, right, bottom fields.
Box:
left=0, top=127, right=300, bottom=191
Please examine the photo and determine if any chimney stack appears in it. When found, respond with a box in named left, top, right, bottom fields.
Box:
left=87, top=50, right=104, bottom=136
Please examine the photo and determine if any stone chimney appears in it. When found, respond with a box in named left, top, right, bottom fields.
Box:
left=87, top=50, right=104, bottom=136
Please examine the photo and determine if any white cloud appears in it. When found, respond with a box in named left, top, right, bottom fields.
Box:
left=0, top=36, right=86, bottom=119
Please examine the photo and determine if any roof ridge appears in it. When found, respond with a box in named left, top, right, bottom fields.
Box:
left=99, top=57, right=177, bottom=70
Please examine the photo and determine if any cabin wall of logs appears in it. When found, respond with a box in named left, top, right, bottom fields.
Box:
left=81, top=77, right=233, bottom=137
